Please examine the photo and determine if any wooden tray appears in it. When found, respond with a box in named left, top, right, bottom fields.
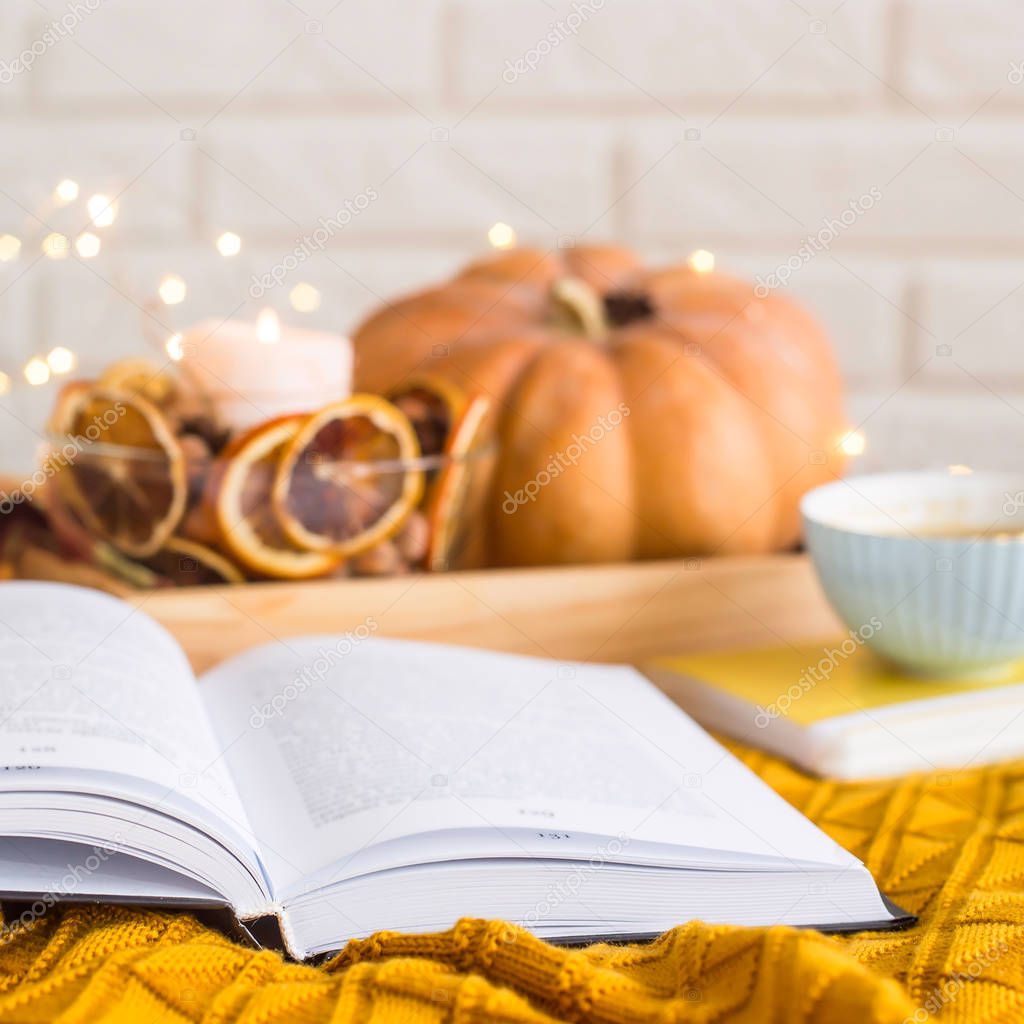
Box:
left=143, top=554, right=842, bottom=673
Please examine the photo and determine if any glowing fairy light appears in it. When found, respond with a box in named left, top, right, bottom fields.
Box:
left=55, top=179, right=79, bottom=204
left=54, top=179, right=79, bottom=204
left=165, top=333, right=185, bottom=361
left=46, top=347, right=77, bottom=375
left=256, top=308, right=281, bottom=344
left=75, top=232, right=101, bottom=258
left=0, top=234, right=21, bottom=262
left=0, top=372, right=10, bottom=395
left=948, top=464, right=973, bottom=476
left=216, top=231, right=241, bottom=257
left=87, top=194, right=117, bottom=228
left=158, top=274, right=187, bottom=305
left=23, top=358, right=50, bottom=386
left=289, top=282, right=321, bottom=313
left=687, top=249, right=715, bottom=274
left=838, top=430, right=866, bottom=457
left=42, top=233, right=70, bottom=260
left=487, top=222, right=516, bottom=249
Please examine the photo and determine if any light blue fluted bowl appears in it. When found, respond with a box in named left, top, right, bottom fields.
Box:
left=802, top=471, right=1024, bottom=677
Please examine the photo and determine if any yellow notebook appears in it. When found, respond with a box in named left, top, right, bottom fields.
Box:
left=645, top=643, right=1024, bottom=779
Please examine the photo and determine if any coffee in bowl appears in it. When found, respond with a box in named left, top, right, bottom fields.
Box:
left=875, top=524, right=1024, bottom=541
left=801, top=471, right=1024, bottom=677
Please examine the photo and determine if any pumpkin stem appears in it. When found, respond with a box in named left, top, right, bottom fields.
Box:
left=604, top=290, right=655, bottom=327
left=550, top=276, right=609, bottom=341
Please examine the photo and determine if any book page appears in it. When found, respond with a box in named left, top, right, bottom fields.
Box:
left=200, top=637, right=854, bottom=896
left=0, top=582, right=251, bottom=836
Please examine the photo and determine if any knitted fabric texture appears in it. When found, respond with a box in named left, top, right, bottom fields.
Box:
left=0, top=744, right=1018, bottom=1024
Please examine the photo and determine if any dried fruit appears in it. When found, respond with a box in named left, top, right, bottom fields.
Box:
left=49, top=384, right=187, bottom=558
left=0, top=497, right=46, bottom=580
left=98, top=358, right=178, bottom=408
left=212, top=416, right=341, bottom=580
left=425, top=394, right=493, bottom=572
left=147, top=537, right=245, bottom=586
left=272, top=395, right=424, bottom=558
left=349, top=539, right=409, bottom=577
left=394, top=510, right=430, bottom=566
left=91, top=542, right=163, bottom=589
left=388, top=375, right=466, bottom=469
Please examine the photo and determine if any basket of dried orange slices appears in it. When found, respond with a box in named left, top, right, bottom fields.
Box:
left=1, top=358, right=494, bottom=593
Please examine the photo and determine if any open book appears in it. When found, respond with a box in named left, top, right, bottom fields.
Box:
left=0, top=581, right=910, bottom=958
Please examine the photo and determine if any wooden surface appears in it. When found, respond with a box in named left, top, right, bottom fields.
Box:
left=143, top=554, right=843, bottom=673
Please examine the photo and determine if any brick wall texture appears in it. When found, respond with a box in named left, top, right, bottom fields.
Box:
left=1, top=0, right=1022, bottom=474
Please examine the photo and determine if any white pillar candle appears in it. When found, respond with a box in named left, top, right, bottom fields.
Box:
left=176, top=314, right=352, bottom=432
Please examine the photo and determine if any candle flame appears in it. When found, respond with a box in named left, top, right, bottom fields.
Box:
left=257, top=308, right=281, bottom=344
left=687, top=249, right=715, bottom=274
left=838, top=430, right=866, bottom=457
left=165, top=333, right=185, bottom=361
left=488, top=222, right=516, bottom=250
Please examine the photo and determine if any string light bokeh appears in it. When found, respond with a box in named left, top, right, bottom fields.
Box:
left=0, top=201, right=870, bottom=465
left=0, top=177, right=335, bottom=397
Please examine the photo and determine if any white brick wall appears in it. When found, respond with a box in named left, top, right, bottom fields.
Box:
left=1, top=0, right=1022, bottom=476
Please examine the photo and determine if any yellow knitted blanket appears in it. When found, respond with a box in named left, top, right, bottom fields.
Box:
left=0, top=745, right=1018, bottom=1024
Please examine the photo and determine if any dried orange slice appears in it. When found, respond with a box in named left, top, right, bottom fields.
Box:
left=388, top=375, right=466, bottom=465
left=98, top=358, right=178, bottom=408
left=49, top=384, right=187, bottom=558
left=147, top=537, right=246, bottom=586
left=272, top=395, right=424, bottom=557
left=424, top=394, right=493, bottom=571
left=212, top=416, right=340, bottom=580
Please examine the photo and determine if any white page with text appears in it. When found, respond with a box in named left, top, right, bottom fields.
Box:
left=200, top=637, right=855, bottom=898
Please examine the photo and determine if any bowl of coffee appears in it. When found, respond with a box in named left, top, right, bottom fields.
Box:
left=801, top=471, right=1024, bottom=677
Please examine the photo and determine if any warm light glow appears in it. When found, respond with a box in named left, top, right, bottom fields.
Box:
left=948, top=464, right=973, bottom=476
left=23, top=358, right=50, bottom=386
left=687, top=249, right=715, bottom=274
left=46, top=347, right=77, bottom=375
left=0, top=372, right=10, bottom=395
left=158, top=274, right=187, bottom=305
left=0, top=234, right=21, bottom=262
left=289, top=282, right=321, bottom=313
left=165, top=333, right=185, bottom=361
left=838, top=430, right=866, bottom=457
left=74, top=232, right=101, bottom=259
left=54, top=179, right=79, bottom=204
left=256, top=307, right=281, bottom=344
left=87, top=194, right=117, bottom=228
left=216, top=231, right=241, bottom=257
left=487, top=222, right=517, bottom=249
left=42, top=233, right=69, bottom=260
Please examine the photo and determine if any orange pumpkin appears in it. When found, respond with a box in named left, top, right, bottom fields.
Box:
left=353, top=245, right=846, bottom=567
